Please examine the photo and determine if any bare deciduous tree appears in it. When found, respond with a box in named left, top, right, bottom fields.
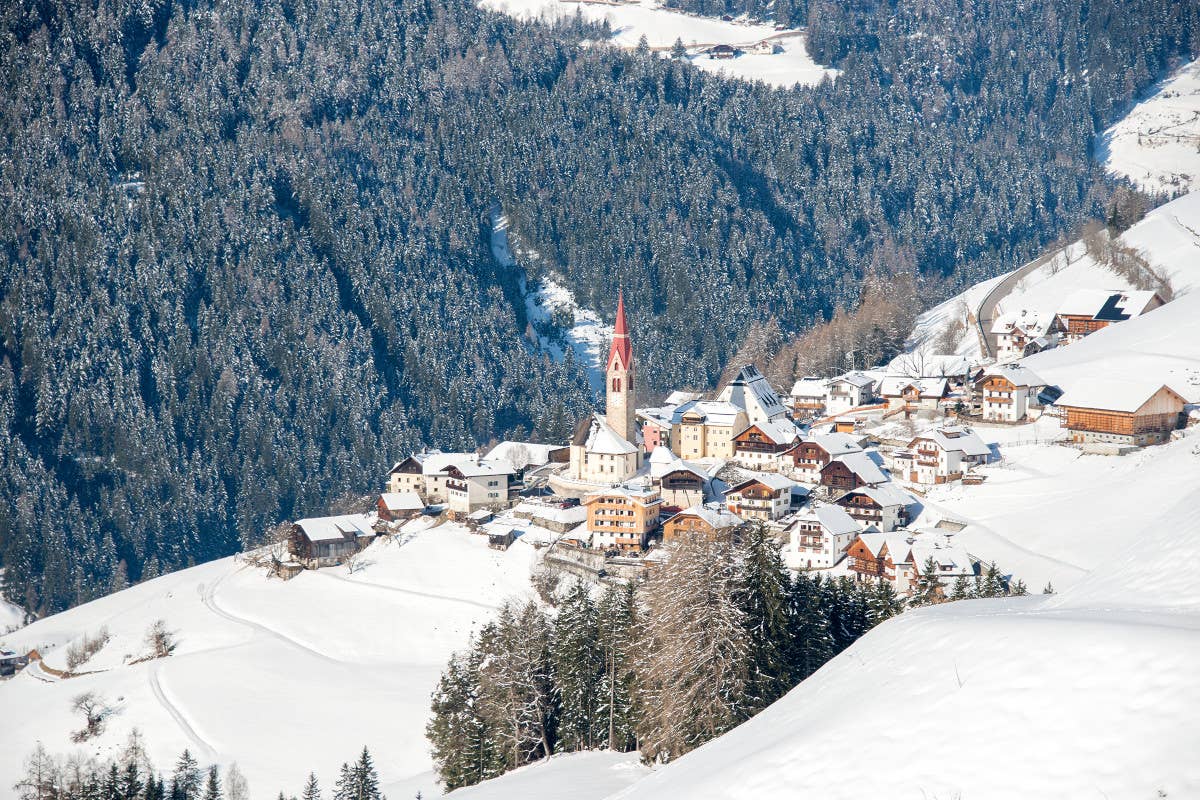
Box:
left=70, top=692, right=116, bottom=742
left=145, top=619, right=177, bottom=659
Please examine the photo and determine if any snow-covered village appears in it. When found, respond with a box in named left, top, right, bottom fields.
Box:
left=4, top=2, right=1200, bottom=800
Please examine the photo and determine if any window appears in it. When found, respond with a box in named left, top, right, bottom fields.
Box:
left=612, top=377, right=622, bottom=392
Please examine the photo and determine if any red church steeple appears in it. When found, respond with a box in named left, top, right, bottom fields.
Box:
left=608, top=290, right=633, bottom=372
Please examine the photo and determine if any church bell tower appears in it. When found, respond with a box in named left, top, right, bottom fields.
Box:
left=606, top=291, right=636, bottom=443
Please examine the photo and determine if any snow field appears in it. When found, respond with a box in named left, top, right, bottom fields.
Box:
left=0, top=526, right=542, bottom=800
left=478, top=0, right=836, bottom=88
left=1104, top=57, right=1200, bottom=197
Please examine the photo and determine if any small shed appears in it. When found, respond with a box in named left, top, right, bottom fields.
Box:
left=377, top=492, right=425, bottom=522
left=488, top=527, right=517, bottom=551
left=0, top=650, right=29, bottom=676
left=466, top=508, right=495, bottom=531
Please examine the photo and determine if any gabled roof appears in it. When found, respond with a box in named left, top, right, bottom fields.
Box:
left=1057, top=289, right=1162, bottom=320
left=379, top=492, right=425, bottom=512
left=837, top=483, right=914, bottom=509
left=729, top=472, right=797, bottom=494
left=483, top=441, right=565, bottom=469
left=649, top=446, right=709, bottom=481
left=667, top=504, right=744, bottom=530
left=879, top=375, right=949, bottom=399
left=828, top=371, right=875, bottom=390
left=981, top=365, right=1044, bottom=388
left=990, top=308, right=1055, bottom=337
left=449, top=459, right=516, bottom=478
left=665, top=390, right=703, bottom=406
left=716, top=365, right=790, bottom=421
left=824, top=451, right=890, bottom=485
left=794, top=433, right=863, bottom=458
left=1056, top=379, right=1187, bottom=414
left=853, top=532, right=917, bottom=560
left=736, top=419, right=801, bottom=446
left=577, top=414, right=640, bottom=455
left=294, top=514, right=376, bottom=543
left=791, top=503, right=861, bottom=537
left=790, top=377, right=828, bottom=398
left=910, top=426, right=991, bottom=457
left=672, top=400, right=744, bottom=427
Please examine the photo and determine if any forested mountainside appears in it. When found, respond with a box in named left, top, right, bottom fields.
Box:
left=1, top=0, right=1195, bottom=615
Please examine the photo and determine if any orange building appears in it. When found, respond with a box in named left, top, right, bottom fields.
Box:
left=584, top=485, right=663, bottom=552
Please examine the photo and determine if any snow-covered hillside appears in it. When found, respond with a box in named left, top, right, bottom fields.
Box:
left=478, top=0, right=836, bottom=88
left=905, top=188, right=1200, bottom=362
left=0, top=524, right=540, bottom=800
left=490, top=206, right=613, bottom=395
left=1104, top=57, right=1200, bottom=196
left=445, top=752, right=648, bottom=800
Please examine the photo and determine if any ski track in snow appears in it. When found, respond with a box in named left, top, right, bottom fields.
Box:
left=148, top=660, right=218, bottom=762
left=199, top=573, right=342, bottom=665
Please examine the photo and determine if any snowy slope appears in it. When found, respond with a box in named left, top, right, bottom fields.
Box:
left=0, top=524, right=540, bottom=800
left=610, top=466, right=1200, bottom=800
left=479, top=0, right=836, bottom=88
left=444, top=752, right=648, bottom=800
left=490, top=206, right=612, bottom=395
left=1104, top=57, right=1200, bottom=196
left=905, top=189, right=1200, bottom=362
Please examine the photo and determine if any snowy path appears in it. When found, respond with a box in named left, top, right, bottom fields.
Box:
left=199, top=574, right=342, bottom=665
left=148, top=661, right=218, bottom=762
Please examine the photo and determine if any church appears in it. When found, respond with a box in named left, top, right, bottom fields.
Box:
left=565, top=292, right=644, bottom=485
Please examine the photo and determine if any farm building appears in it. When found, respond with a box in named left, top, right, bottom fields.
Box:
left=1056, top=380, right=1188, bottom=447
left=289, top=514, right=377, bottom=569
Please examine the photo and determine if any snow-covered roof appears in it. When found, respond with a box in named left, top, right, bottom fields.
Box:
left=450, top=459, right=516, bottom=478
left=828, top=371, right=875, bottom=390
left=669, top=504, right=744, bottom=530
left=879, top=375, right=949, bottom=399
left=483, top=441, right=564, bottom=470
left=799, top=433, right=864, bottom=458
left=983, top=365, right=1045, bottom=388
left=379, top=492, right=425, bottom=512
left=990, top=308, right=1055, bottom=337
left=1057, top=289, right=1161, bottom=320
left=791, top=503, right=860, bottom=536
left=648, top=446, right=709, bottom=481
left=827, top=451, right=890, bottom=485
left=1056, top=379, right=1187, bottom=413
left=293, top=514, right=376, bottom=543
left=854, top=532, right=918, bottom=559
left=908, top=540, right=974, bottom=573
left=420, top=452, right=479, bottom=476
left=583, top=484, right=662, bottom=506
left=716, top=365, right=790, bottom=421
left=838, top=483, right=914, bottom=509
left=738, top=419, right=801, bottom=446
left=911, top=426, right=991, bottom=457
left=790, top=377, right=828, bottom=398
left=579, top=414, right=640, bottom=455
left=672, top=400, right=744, bottom=427
left=637, top=406, right=676, bottom=429
left=729, top=472, right=797, bottom=494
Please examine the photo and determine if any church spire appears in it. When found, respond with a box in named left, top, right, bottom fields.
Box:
left=605, top=291, right=636, bottom=444
left=608, top=289, right=632, bottom=372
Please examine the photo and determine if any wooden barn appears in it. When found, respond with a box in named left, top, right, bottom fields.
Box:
left=377, top=492, right=425, bottom=522
left=1056, top=380, right=1187, bottom=447
left=289, top=514, right=376, bottom=569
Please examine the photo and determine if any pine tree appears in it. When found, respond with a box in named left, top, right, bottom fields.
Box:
left=301, top=774, right=321, bottom=800
left=348, top=747, right=383, bottom=800
left=428, top=647, right=499, bottom=791
left=909, top=557, right=945, bottom=607
left=981, top=562, right=1005, bottom=598
left=949, top=575, right=972, bottom=601
left=1042, top=581, right=1055, bottom=595
left=1010, top=579, right=1029, bottom=596
left=786, top=573, right=833, bottom=681
left=171, top=751, right=200, bottom=800
left=866, top=578, right=904, bottom=624
left=552, top=581, right=605, bottom=751
left=595, top=582, right=639, bottom=752
left=202, top=767, right=222, bottom=800
left=670, top=38, right=688, bottom=59
left=734, top=522, right=795, bottom=712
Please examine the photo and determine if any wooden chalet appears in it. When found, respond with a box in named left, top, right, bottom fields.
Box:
left=835, top=484, right=912, bottom=532
left=725, top=473, right=797, bottom=521
left=732, top=420, right=800, bottom=471
left=707, top=44, right=737, bottom=58
left=819, top=451, right=889, bottom=493
left=1056, top=290, right=1164, bottom=343
left=1056, top=380, right=1188, bottom=447
left=289, top=514, right=376, bottom=569
left=377, top=492, right=425, bottom=522
left=662, top=505, right=745, bottom=544
left=781, top=433, right=863, bottom=482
